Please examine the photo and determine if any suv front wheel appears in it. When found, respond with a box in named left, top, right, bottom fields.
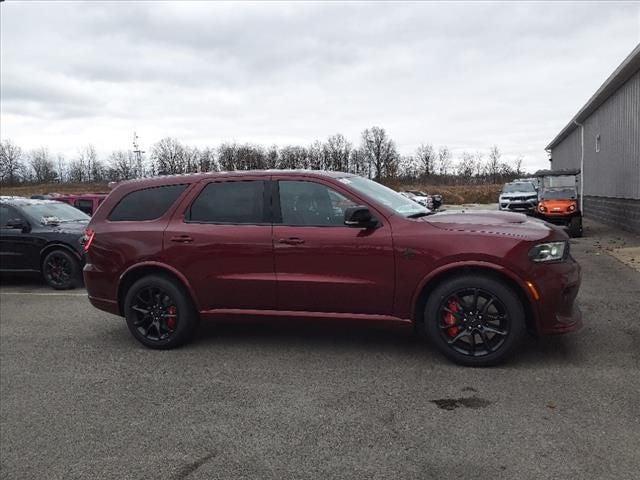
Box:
left=124, top=274, right=199, bottom=349
left=423, top=274, right=526, bottom=366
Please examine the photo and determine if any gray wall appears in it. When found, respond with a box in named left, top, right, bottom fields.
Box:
left=583, top=196, right=640, bottom=234
left=551, top=70, right=640, bottom=200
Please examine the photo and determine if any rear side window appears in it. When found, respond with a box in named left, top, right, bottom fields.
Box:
left=188, top=181, right=265, bottom=224
left=74, top=199, right=93, bottom=215
left=109, top=184, right=187, bottom=221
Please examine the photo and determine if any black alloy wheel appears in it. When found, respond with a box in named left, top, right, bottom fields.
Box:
left=424, top=274, right=526, bottom=366
left=437, top=288, right=510, bottom=357
left=130, top=286, right=180, bottom=342
left=124, top=275, right=198, bottom=349
left=42, top=249, right=80, bottom=290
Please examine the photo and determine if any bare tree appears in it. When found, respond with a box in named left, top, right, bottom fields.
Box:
left=415, top=143, right=436, bottom=177
left=152, top=137, right=186, bottom=174
left=437, top=146, right=452, bottom=176
left=197, top=147, right=217, bottom=172
left=265, top=145, right=279, bottom=170
left=360, top=126, right=398, bottom=180
left=307, top=141, right=326, bottom=170
left=108, top=150, right=136, bottom=181
left=399, top=155, right=420, bottom=179
left=278, top=145, right=308, bottom=170
left=0, top=140, right=25, bottom=185
left=29, top=148, right=58, bottom=183
left=487, top=145, right=501, bottom=183
left=514, top=155, right=523, bottom=177
left=324, top=134, right=351, bottom=172
left=456, top=151, right=476, bottom=181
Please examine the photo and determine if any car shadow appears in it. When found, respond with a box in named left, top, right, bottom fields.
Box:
left=187, top=318, right=583, bottom=368
left=0, top=272, right=48, bottom=288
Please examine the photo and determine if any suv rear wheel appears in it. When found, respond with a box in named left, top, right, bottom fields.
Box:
left=124, top=275, right=199, bottom=349
left=42, top=249, right=81, bottom=290
left=423, top=274, right=526, bottom=366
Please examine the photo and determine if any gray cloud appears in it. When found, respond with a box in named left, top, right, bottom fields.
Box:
left=1, top=1, right=639, bottom=170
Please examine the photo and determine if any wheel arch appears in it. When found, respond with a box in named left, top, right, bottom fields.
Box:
left=117, top=262, right=200, bottom=316
left=412, top=262, right=539, bottom=333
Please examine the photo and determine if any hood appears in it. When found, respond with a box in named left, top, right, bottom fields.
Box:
left=500, top=192, right=537, bottom=198
left=44, top=220, right=89, bottom=234
left=425, top=210, right=559, bottom=241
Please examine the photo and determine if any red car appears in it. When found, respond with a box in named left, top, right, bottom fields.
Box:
left=83, top=171, right=582, bottom=366
left=52, top=193, right=107, bottom=216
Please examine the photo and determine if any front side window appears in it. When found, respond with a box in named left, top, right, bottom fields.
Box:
left=109, top=184, right=187, bottom=221
left=0, top=205, right=18, bottom=227
left=188, top=180, right=265, bottom=224
left=278, top=180, right=357, bottom=226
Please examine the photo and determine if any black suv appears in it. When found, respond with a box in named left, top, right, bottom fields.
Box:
left=0, top=196, right=89, bottom=289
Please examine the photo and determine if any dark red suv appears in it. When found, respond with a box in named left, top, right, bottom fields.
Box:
left=83, top=171, right=582, bottom=366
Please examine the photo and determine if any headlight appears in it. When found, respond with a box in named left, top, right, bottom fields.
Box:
left=529, top=241, right=567, bottom=262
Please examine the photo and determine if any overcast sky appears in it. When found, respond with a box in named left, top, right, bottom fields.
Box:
left=1, top=1, right=639, bottom=171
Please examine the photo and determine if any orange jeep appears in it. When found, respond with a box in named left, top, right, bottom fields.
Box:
left=535, top=169, right=583, bottom=238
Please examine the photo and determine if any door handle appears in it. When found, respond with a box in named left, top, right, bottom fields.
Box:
left=278, top=237, right=305, bottom=245
left=170, top=235, right=193, bottom=243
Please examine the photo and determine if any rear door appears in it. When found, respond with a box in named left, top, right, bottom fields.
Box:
left=164, top=176, right=276, bottom=312
left=272, top=177, right=395, bottom=315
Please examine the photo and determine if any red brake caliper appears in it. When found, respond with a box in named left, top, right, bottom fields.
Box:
left=167, top=306, right=177, bottom=330
left=444, top=300, right=460, bottom=337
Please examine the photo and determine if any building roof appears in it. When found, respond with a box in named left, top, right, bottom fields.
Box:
left=546, top=43, right=640, bottom=150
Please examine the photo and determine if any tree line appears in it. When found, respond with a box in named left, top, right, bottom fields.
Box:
left=1, top=126, right=527, bottom=187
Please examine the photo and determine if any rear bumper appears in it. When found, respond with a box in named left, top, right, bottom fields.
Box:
left=88, top=295, right=120, bottom=316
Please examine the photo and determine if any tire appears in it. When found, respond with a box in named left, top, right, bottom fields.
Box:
left=42, top=249, right=81, bottom=290
left=568, top=216, right=583, bottom=238
left=422, top=274, right=526, bottom=366
left=124, top=274, right=199, bottom=349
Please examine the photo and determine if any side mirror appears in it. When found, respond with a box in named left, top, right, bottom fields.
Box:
left=344, top=206, right=378, bottom=229
left=6, top=218, right=28, bottom=232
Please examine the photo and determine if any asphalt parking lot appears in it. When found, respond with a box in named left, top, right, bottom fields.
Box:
left=1, top=219, right=639, bottom=480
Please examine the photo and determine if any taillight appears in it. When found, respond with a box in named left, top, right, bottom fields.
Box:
left=567, top=204, right=576, bottom=212
left=82, top=228, right=95, bottom=252
left=539, top=204, right=547, bottom=213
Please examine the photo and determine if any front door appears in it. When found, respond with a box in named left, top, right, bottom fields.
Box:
left=272, top=178, right=395, bottom=315
left=164, top=177, right=276, bottom=312
left=0, top=205, right=38, bottom=271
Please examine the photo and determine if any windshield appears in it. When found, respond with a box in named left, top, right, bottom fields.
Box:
left=503, top=182, right=535, bottom=193
left=21, top=202, right=90, bottom=224
left=340, top=176, right=430, bottom=217
left=541, top=188, right=577, bottom=200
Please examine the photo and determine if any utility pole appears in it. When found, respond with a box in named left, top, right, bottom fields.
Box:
left=133, top=132, right=145, bottom=178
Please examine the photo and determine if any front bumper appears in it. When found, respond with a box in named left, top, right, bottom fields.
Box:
left=530, top=256, right=583, bottom=335
left=499, top=200, right=537, bottom=213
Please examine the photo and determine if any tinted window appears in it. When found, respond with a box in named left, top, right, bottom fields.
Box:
left=0, top=205, right=24, bottom=227
left=188, top=181, right=265, bottom=224
left=279, top=180, right=357, bottom=226
left=74, top=199, right=94, bottom=215
left=109, top=184, right=187, bottom=221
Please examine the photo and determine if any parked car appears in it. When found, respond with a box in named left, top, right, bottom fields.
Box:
left=534, top=169, right=583, bottom=237
left=498, top=181, right=538, bottom=214
left=0, top=196, right=89, bottom=289
left=400, top=191, right=433, bottom=209
left=52, top=193, right=108, bottom=216
left=403, top=190, right=443, bottom=210
left=83, top=171, right=582, bottom=366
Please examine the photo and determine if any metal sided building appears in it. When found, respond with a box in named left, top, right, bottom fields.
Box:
left=546, top=44, right=640, bottom=234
